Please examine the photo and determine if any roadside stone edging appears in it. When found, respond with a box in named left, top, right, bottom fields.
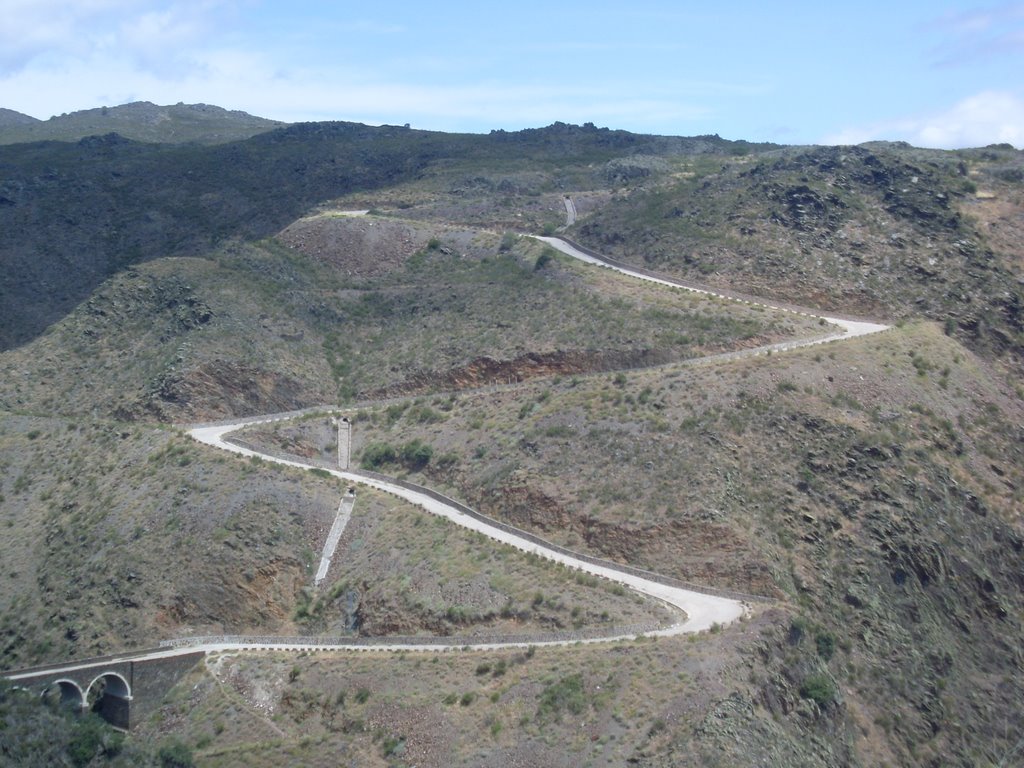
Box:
left=159, top=620, right=665, bottom=650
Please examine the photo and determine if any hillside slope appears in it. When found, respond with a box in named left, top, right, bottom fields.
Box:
left=261, top=322, right=1023, bottom=766
left=0, top=122, right=763, bottom=351
left=571, top=143, right=1024, bottom=366
left=0, top=116, right=1022, bottom=767
left=0, top=216, right=817, bottom=422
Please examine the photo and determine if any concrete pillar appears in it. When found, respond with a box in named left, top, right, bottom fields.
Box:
left=334, top=417, right=352, bottom=470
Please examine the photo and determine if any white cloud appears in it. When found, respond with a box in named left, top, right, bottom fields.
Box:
left=927, top=2, right=1024, bottom=66
left=0, top=0, right=236, bottom=74
left=823, top=90, right=1024, bottom=149
left=0, top=0, right=714, bottom=132
left=0, top=34, right=712, bottom=132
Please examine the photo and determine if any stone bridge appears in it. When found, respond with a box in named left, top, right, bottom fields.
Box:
left=3, top=648, right=204, bottom=730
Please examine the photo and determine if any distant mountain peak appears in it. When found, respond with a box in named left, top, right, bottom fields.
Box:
left=0, top=108, right=40, bottom=127
left=0, top=101, right=285, bottom=146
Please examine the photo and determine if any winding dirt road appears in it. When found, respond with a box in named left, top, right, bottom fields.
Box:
left=4, top=218, right=892, bottom=674
left=190, top=420, right=745, bottom=640
left=173, top=228, right=890, bottom=653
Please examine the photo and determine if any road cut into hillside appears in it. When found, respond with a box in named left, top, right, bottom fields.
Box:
left=189, top=419, right=747, bottom=642
left=534, top=235, right=889, bottom=346
left=178, top=230, right=891, bottom=651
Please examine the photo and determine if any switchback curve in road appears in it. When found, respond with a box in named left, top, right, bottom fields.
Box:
left=179, top=233, right=890, bottom=652
left=189, top=421, right=746, bottom=640
left=2, top=212, right=897, bottom=677
left=534, top=235, right=890, bottom=346
left=562, top=196, right=577, bottom=227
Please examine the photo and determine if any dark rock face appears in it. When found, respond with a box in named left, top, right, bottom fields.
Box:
left=766, top=183, right=848, bottom=231
left=147, top=361, right=306, bottom=422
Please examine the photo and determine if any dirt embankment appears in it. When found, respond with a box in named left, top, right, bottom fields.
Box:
left=365, top=348, right=676, bottom=398
left=460, top=482, right=781, bottom=598
left=278, top=214, right=444, bottom=279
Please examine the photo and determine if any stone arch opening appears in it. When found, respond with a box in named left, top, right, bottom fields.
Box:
left=41, top=679, right=84, bottom=711
left=86, top=672, right=131, bottom=730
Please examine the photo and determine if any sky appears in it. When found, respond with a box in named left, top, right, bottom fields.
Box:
left=0, top=0, right=1022, bottom=148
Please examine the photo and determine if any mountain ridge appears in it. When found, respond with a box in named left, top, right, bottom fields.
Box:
left=0, top=100, right=284, bottom=146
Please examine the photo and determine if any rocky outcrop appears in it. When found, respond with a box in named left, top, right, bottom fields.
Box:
left=147, top=361, right=307, bottom=422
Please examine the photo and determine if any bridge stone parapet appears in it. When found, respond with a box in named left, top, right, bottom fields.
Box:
left=3, top=649, right=204, bottom=730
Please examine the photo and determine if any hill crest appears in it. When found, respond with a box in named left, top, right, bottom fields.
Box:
left=0, top=100, right=284, bottom=146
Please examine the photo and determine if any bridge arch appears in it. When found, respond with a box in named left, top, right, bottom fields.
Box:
left=86, top=672, right=132, bottom=729
left=41, top=679, right=84, bottom=711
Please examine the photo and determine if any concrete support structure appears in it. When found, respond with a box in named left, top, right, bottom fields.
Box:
left=334, top=417, right=352, bottom=470
left=315, top=488, right=356, bottom=586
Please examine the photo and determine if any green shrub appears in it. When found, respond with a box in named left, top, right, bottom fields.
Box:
left=68, top=714, right=121, bottom=767
left=537, top=673, right=586, bottom=721
left=409, top=404, right=444, bottom=423
left=158, top=741, right=195, bottom=768
left=400, top=439, right=433, bottom=469
left=361, top=442, right=397, bottom=469
left=815, top=631, right=836, bottom=661
left=385, top=402, right=409, bottom=423
left=788, top=615, right=809, bottom=645
left=381, top=735, right=404, bottom=757
left=799, top=673, right=837, bottom=707
left=362, top=439, right=433, bottom=470
left=436, top=451, right=459, bottom=469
